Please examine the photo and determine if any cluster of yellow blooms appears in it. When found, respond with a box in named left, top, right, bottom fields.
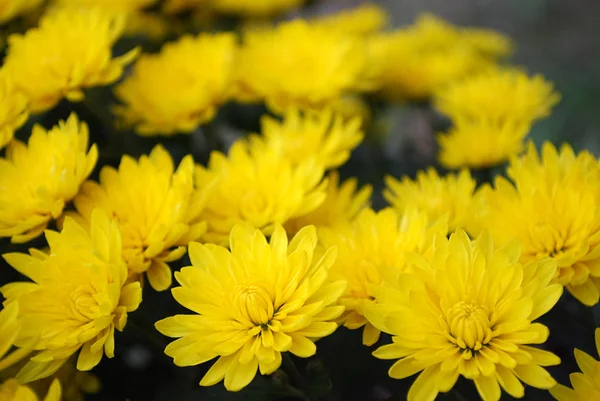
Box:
left=0, top=2, right=596, bottom=401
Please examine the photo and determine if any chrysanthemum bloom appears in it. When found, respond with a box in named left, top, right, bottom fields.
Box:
left=434, top=68, right=560, bottom=169
left=384, top=168, right=477, bottom=233
left=3, top=8, right=139, bottom=113
left=235, top=19, right=375, bottom=112
left=0, top=70, right=29, bottom=150
left=247, top=109, right=363, bottom=170
left=0, top=0, right=43, bottom=24
left=0, top=379, right=61, bottom=401
left=477, top=142, right=600, bottom=305
left=195, top=141, right=327, bottom=245
left=1, top=210, right=142, bottom=382
left=114, top=33, right=236, bottom=136
left=285, top=171, right=372, bottom=235
left=311, top=3, right=389, bottom=35
left=365, top=230, right=563, bottom=401
left=73, top=145, right=211, bottom=291
left=550, top=328, right=600, bottom=400
left=0, top=113, right=98, bottom=243
left=210, top=0, right=305, bottom=16
left=318, top=207, right=447, bottom=346
left=53, top=0, right=157, bottom=13
left=156, top=224, right=346, bottom=391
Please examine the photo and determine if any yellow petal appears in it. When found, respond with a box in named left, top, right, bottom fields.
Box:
left=513, top=364, right=556, bottom=389
left=223, top=357, right=259, bottom=392
left=407, top=365, right=439, bottom=401
left=147, top=261, right=172, bottom=291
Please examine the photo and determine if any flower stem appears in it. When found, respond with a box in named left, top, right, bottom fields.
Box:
left=282, top=353, right=311, bottom=401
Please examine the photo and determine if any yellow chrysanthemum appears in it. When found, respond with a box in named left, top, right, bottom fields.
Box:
left=211, top=0, right=304, bottom=16
left=0, top=379, right=61, bottom=401
left=162, top=0, right=208, bottom=14
left=365, top=230, right=563, bottom=401
left=1, top=210, right=142, bottom=383
left=550, top=328, right=600, bottom=400
left=460, top=27, right=513, bottom=59
left=235, top=19, right=375, bottom=112
left=0, top=0, right=43, bottom=24
left=195, top=141, right=327, bottom=245
left=247, top=109, right=363, bottom=170
left=0, top=113, right=98, bottom=243
left=311, top=3, right=389, bottom=36
left=73, top=145, right=211, bottom=291
left=317, top=207, right=447, bottom=346
left=3, top=8, right=139, bottom=113
left=53, top=0, right=157, bottom=13
left=328, top=96, right=371, bottom=125
left=155, top=224, right=346, bottom=391
left=476, top=142, right=600, bottom=306
left=285, top=171, right=372, bottom=235
left=115, top=32, right=236, bottom=136
left=384, top=168, right=477, bottom=233
left=0, top=70, right=28, bottom=150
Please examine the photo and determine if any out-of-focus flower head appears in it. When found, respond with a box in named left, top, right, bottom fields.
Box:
left=156, top=224, right=345, bottom=391
left=0, top=113, right=97, bottom=243
left=52, top=0, right=157, bottom=13
left=161, top=0, right=209, bottom=14
left=0, top=0, right=43, bottom=24
left=210, top=0, right=305, bottom=17
left=247, top=109, right=363, bottom=170
left=1, top=210, right=142, bottom=383
left=0, top=70, right=28, bottom=150
left=476, top=141, right=600, bottom=306
left=73, top=145, right=212, bottom=291
left=384, top=168, right=478, bottom=233
left=434, top=68, right=560, bottom=169
left=195, top=141, right=327, bottom=246
left=235, top=19, right=376, bottom=112
left=115, top=32, right=236, bottom=136
left=318, top=207, right=447, bottom=346
left=550, top=328, right=600, bottom=400
left=3, top=7, right=139, bottom=113
left=0, top=378, right=61, bottom=401
left=311, top=3, right=389, bottom=36
left=366, top=230, right=562, bottom=400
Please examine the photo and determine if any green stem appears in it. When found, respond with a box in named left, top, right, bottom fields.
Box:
left=282, top=354, right=311, bottom=401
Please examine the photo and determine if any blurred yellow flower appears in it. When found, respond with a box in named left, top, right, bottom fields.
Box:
left=236, top=19, right=375, bottom=112
left=0, top=379, right=61, bottom=401
left=384, top=168, right=477, bottom=233
left=73, top=145, right=211, bottom=291
left=0, top=70, right=28, bottom=150
left=115, top=33, right=236, bottom=136
left=3, top=8, right=139, bottom=113
left=211, top=0, right=305, bottom=16
left=53, top=0, right=157, bottom=13
left=460, top=27, right=513, bottom=59
left=285, top=171, right=372, bottom=234
left=365, top=231, right=563, bottom=401
left=1, top=210, right=142, bottom=383
left=318, top=207, right=446, bottom=346
left=311, top=3, right=389, bottom=35
left=248, top=109, right=363, bottom=170
left=0, top=0, right=43, bottom=24
left=156, top=224, right=345, bottom=391
left=0, top=113, right=97, bottom=243
left=550, top=328, right=600, bottom=400
left=195, top=141, right=327, bottom=245
left=328, top=96, right=371, bottom=125
left=162, top=0, right=208, bottom=14
left=477, top=142, right=600, bottom=306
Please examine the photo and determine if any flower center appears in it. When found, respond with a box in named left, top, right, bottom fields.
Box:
left=447, top=301, right=492, bottom=352
left=70, top=285, right=98, bottom=321
left=233, top=285, right=274, bottom=326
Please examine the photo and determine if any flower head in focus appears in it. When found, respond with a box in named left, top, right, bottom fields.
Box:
left=73, top=145, right=211, bottom=291
left=248, top=109, right=363, bottom=170
left=384, top=168, right=477, bottom=233
left=0, top=113, right=98, bottom=243
left=195, top=141, right=327, bottom=245
left=1, top=210, right=142, bottom=382
left=0, top=70, right=28, bottom=150
left=235, top=19, right=375, bottom=112
left=318, top=207, right=447, bottom=346
left=210, top=0, right=305, bottom=16
left=311, top=3, right=389, bottom=36
left=550, top=328, right=600, bottom=400
left=156, top=224, right=345, bottom=391
left=476, top=141, right=600, bottom=306
left=365, top=231, right=563, bottom=401
left=115, top=33, right=236, bottom=136
left=3, top=7, right=139, bottom=113
left=0, top=0, right=43, bottom=24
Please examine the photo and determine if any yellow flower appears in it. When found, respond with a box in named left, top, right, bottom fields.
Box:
left=0, top=70, right=29, bottom=150
left=247, top=109, right=363, bottom=170
left=311, top=3, right=389, bottom=35
left=73, top=145, right=211, bottom=291
left=210, top=0, right=305, bottom=16
left=285, top=171, right=371, bottom=235
left=162, top=0, right=208, bottom=14
left=365, top=230, right=563, bottom=401
left=460, top=27, right=513, bottom=59
left=3, top=7, right=139, bottom=113
left=328, top=96, right=371, bottom=125
left=155, top=224, right=346, bottom=391
left=550, top=328, right=600, bottom=400
left=317, top=207, right=447, bottom=346
left=476, top=142, right=600, bottom=306
left=1, top=210, right=142, bottom=383
left=235, top=19, right=375, bottom=112
left=53, top=0, right=157, bottom=13
left=115, top=32, right=236, bottom=136
left=0, top=302, right=21, bottom=367
left=195, top=141, right=327, bottom=246
left=0, top=0, right=43, bottom=24
left=0, top=113, right=98, bottom=243
left=384, top=168, right=477, bottom=233
left=0, top=379, right=61, bottom=401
